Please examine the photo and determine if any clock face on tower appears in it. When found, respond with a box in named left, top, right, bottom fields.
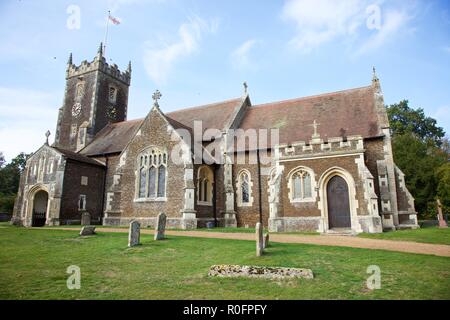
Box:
left=107, top=105, right=117, bottom=120
left=72, top=103, right=82, bottom=117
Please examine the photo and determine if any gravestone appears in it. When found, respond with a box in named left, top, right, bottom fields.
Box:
left=128, top=220, right=141, bottom=247
left=154, top=212, right=167, bottom=241
left=256, top=222, right=264, bottom=256
left=80, top=226, right=96, bottom=236
left=437, top=199, right=448, bottom=228
left=80, top=211, right=91, bottom=226
left=263, top=233, right=269, bottom=249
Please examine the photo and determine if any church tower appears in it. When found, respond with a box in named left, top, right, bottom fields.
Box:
left=53, top=43, right=131, bottom=152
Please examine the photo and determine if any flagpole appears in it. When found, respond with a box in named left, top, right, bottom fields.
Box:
left=103, top=10, right=110, bottom=58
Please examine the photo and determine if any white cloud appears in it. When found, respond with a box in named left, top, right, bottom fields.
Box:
left=231, top=39, right=261, bottom=70
left=0, top=87, right=59, bottom=162
left=356, top=9, right=413, bottom=56
left=281, top=0, right=414, bottom=54
left=143, top=16, right=219, bottom=85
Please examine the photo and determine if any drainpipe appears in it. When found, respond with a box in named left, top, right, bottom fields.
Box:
left=100, top=155, right=108, bottom=225
left=213, top=164, right=218, bottom=227
left=257, top=149, right=263, bottom=225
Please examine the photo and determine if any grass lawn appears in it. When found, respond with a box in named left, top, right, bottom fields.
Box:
left=359, top=227, right=450, bottom=245
left=0, top=225, right=449, bottom=300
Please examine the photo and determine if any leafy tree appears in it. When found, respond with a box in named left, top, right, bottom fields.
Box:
left=0, top=152, right=30, bottom=195
left=436, top=162, right=450, bottom=215
left=387, top=100, right=445, bottom=147
left=0, top=152, right=5, bottom=168
left=392, top=134, right=447, bottom=217
left=387, top=101, right=448, bottom=218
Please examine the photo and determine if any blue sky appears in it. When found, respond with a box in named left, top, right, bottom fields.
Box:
left=0, top=0, right=449, bottom=161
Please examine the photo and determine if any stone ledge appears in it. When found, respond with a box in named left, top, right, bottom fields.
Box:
left=208, top=265, right=314, bottom=280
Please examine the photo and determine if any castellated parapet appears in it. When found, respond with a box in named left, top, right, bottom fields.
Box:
left=67, top=53, right=131, bottom=86
left=276, top=135, right=364, bottom=160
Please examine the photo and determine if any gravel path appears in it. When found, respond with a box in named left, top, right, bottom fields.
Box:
left=43, top=227, right=450, bottom=257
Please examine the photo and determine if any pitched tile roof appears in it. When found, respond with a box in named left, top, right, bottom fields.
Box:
left=80, top=118, right=143, bottom=156
left=80, top=86, right=381, bottom=156
left=166, top=98, right=243, bottom=133
left=81, top=98, right=243, bottom=156
left=239, top=86, right=381, bottom=146
left=53, top=147, right=105, bottom=166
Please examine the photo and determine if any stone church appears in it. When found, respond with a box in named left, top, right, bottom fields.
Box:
left=12, top=45, right=419, bottom=233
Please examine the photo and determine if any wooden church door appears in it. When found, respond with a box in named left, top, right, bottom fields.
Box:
left=327, top=176, right=351, bottom=229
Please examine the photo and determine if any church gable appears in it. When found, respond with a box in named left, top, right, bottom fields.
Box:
left=103, top=102, right=194, bottom=227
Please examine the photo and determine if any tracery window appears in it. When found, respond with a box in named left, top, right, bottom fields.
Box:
left=136, top=148, right=167, bottom=201
left=237, top=170, right=253, bottom=206
left=289, top=168, right=315, bottom=202
left=197, top=166, right=213, bottom=205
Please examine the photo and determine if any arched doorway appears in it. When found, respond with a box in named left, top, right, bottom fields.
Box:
left=32, top=190, right=48, bottom=227
left=327, top=175, right=351, bottom=229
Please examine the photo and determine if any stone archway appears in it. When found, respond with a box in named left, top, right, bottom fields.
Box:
left=32, top=190, right=48, bottom=227
left=317, top=167, right=362, bottom=234
left=326, top=175, right=351, bottom=229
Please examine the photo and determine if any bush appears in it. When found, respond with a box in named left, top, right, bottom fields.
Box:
left=0, top=193, right=16, bottom=214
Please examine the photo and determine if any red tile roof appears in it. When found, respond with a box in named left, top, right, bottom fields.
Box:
left=81, top=98, right=243, bottom=156
left=80, top=118, right=143, bottom=156
left=166, top=98, right=243, bottom=133
left=239, top=86, right=381, bottom=146
left=81, top=86, right=381, bottom=156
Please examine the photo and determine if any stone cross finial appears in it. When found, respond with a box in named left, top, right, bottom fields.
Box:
left=243, top=81, right=248, bottom=95
left=152, top=89, right=162, bottom=107
left=45, top=130, right=51, bottom=145
left=372, top=66, right=379, bottom=81
left=310, top=120, right=320, bottom=138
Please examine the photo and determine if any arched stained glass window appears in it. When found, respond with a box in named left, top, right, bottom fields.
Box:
left=136, top=148, right=168, bottom=200
left=290, top=169, right=314, bottom=201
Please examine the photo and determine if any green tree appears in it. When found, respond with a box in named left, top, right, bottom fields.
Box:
left=0, top=152, right=5, bottom=168
left=387, top=101, right=448, bottom=218
left=436, top=162, right=450, bottom=215
left=387, top=100, right=445, bottom=147
left=0, top=152, right=30, bottom=195
left=392, top=134, right=447, bottom=217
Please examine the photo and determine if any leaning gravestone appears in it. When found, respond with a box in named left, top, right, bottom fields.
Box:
left=80, top=226, right=96, bottom=236
left=80, top=211, right=91, bottom=226
left=263, top=233, right=270, bottom=249
left=256, top=222, right=264, bottom=256
left=154, top=212, right=167, bottom=241
left=128, top=220, right=141, bottom=247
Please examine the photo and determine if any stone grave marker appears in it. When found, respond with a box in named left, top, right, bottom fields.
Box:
left=154, top=212, right=167, bottom=241
left=128, top=220, right=141, bottom=247
left=80, top=226, right=96, bottom=236
left=263, top=233, right=269, bottom=249
left=80, top=211, right=91, bottom=226
left=256, top=222, right=264, bottom=256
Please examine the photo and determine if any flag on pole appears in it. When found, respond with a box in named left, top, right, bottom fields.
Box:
left=109, top=14, right=121, bottom=25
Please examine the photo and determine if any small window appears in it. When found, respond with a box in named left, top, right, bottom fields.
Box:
left=47, top=159, right=54, bottom=174
left=78, top=195, right=86, bottom=211
left=289, top=168, right=315, bottom=202
left=197, top=166, right=213, bottom=205
left=81, top=176, right=88, bottom=186
left=237, top=170, right=252, bottom=206
left=76, top=83, right=84, bottom=100
left=109, top=86, right=117, bottom=103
